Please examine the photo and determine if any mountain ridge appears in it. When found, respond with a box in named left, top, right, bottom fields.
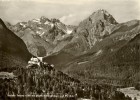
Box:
left=0, top=18, right=32, bottom=71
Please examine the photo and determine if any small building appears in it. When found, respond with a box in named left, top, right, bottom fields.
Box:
left=27, top=57, right=54, bottom=69
left=28, top=57, right=43, bottom=66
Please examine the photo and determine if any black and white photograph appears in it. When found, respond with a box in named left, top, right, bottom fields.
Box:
left=0, top=0, right=140, bottom=99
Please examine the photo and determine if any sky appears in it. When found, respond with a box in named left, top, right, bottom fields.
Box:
left=0, top=0, right=140, bottom=25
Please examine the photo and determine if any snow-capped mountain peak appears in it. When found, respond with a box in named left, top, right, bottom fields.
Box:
left=32, top=18, right=40, bottom=23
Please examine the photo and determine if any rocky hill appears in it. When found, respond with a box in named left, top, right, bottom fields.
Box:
left=0, top=18, right=32, bottom=71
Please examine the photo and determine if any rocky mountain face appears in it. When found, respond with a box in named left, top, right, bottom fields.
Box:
left=44, top=9, right=140, bottom=86
left=0, top=18, right=31, bottom=71
left=77, top=9, right=118, bottom=47
left=8, top=17, right=76, bottom=57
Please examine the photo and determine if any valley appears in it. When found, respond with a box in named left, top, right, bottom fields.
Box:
left=0, top=5, right=140, bottom=99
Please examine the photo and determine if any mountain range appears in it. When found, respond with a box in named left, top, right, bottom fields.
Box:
left=6, top=17, right=76, bottom=57
left=2, top=9, right=140, bottom=86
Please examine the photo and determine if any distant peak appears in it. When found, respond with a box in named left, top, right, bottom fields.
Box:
left=97, top=9, right=108, bottom=12
left=97, top=9, right=110, bottom=15
left=40, top=16, right=46, bottom=19
left=40, top=16, right=50, bottom=23
left=40, top=16, right=49, bottom=20
left=51, top=18, right=60, bottom=23
left=91, top=9, right=111, bottom=18
left=90, top=9, right=118, bottom=24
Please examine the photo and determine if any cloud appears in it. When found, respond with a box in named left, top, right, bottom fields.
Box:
left=59, top=11, right=91, bottom=25
left=60, top=14, right=81, bottom=25
left=60, top=14, right=75, bottom=24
